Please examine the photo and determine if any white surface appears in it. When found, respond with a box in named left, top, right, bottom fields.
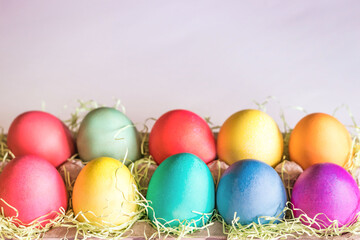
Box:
left=1, top=0, right=360, bottom=132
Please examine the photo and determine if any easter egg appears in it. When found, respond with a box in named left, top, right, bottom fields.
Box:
left=0, top=155, right=68, bottom=226
left=146, top=153, right=215, bottom=227
left=76, top=107, right=142, bottom=164
left=149, top=109, right=216, bottom=165
left=291, top=163, right=360, bottom=229
left=289, top=113, right=352, bottom=170
left=217, top=109, right=283, bottom=167
left=72, top=157, right=138, bottom=226
left=7, top=111, right=75, bottom=167
left=216, top=159, right=287, bottom=225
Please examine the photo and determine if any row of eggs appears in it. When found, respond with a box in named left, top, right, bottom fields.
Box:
left=0, top=107, right=357, bottom=230
left=5, top=107, right=353, bottom=169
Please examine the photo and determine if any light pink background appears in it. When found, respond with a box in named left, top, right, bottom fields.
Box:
left=1, top=1, right=360, bottom=131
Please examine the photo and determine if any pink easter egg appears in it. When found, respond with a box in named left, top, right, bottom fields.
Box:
left=7, top=111, right=75, bottom=167
left=0, top=155, right=68, bottom=226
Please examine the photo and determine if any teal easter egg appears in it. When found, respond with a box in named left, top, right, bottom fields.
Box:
left=146, top=153, right=215, bottom=227
left=76, top=107, right=142, bottom=164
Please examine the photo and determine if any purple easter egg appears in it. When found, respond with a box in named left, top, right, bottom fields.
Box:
left=291, top=163, right=360, bottom=229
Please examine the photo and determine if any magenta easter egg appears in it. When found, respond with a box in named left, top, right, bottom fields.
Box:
left=0, top=155, right=68, bottom=226
left=7, top=111, right=75, bottom=167
left=291, top=163, right=360, bottom=229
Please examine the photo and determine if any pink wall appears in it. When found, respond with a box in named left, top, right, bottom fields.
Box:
left=1, top=0, right=360, bottom=131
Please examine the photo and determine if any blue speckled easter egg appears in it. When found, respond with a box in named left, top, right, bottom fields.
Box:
left=217, top=159, right=286, bottom=225
left=146, top=153, right=215, bottom=227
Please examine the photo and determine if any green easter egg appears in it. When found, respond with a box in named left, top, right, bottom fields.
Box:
left=76, top=107, right=142, bottom=164
left=146, top=153, right=215, bottom=227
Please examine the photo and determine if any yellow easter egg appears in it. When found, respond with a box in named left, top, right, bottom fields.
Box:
left=72, top=157, right=138, bottom=226
left=217, top=109, right=283, bottom=167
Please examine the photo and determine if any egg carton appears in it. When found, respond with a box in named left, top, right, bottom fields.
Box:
left=42, top=222, right=225, bottom=240
left=39, top=222, right=359, bottom=240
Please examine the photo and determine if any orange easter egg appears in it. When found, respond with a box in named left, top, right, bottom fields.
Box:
left=289, top=113, right=352, bottom=170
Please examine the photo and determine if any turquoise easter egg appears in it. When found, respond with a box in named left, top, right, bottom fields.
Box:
left=76, top=107, right=142, bottom=164
left=146, top=153, right=215, bottom=227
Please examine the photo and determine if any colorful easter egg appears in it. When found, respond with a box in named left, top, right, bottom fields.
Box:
left=217, top=109, right=283, bottom=167
left=291, top=163, right=360, bottom=229
left=7, top=111, right=75, bottom=167
left=76, top=107, right=142, bottom=164
left=72, top=157, right=138, bottom=226
left=146, top=153, right=215, bottom=227
left=217, top=159, right=287, bottom=225
left=0, top=155, right=68, bottom=226
left=289, top=113, right=352, bottom=170
left=149, top=109, right=216, bottom=165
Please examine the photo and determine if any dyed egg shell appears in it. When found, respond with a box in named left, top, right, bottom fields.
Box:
left=76, top=107, right=141, bottom=164
left=72, top=157, right=138, bottom=226
left=289, top=113, right=352, bottom=170
left=291, top=163, right=360, bottom=229
left=149, top=109, right=216, bottom=165
left=0, top=155, right=68, bottom=226
left=146, top=153, right=215, bottom=227
left=217, top=159, right=287, bottom=225
left=217, top=109, right=283, bottom=167
left=7, top=111, right=75, bottom=167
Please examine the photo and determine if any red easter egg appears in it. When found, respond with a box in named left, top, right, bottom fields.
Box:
left=0, top=155, right=68, bottom=226
left=7, top=111, right=75, bottom=167
left=149, top=109, right=216, bottom=165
